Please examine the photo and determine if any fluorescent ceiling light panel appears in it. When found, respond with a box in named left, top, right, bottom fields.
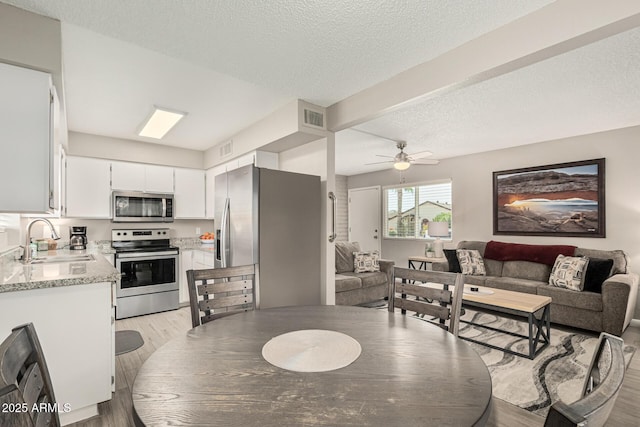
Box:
left=138, top=107, right=186, bottom=139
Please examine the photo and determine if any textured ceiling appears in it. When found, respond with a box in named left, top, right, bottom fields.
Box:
left=4, top=1, right=639, bottom=176
left=1, top=0, right=551, bottom=105
left=1, top=0, right=554, bottom=157
left=342, top=25, right=640, bottom=175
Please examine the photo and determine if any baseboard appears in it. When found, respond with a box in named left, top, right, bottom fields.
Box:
left=630, top=319, right=640, bottom=328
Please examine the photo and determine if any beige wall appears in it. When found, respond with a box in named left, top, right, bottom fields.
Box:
left=0, top=3, right=63, bottom=104
left=68, top=132, right=204, bottom=169
left=348, top=125, right=640, bottom=318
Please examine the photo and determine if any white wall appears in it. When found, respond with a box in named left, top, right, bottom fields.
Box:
left=348, top=125, right=640, bottom=317
left=68, top=132, right=204, bottom=169
left=0, top=214, right=21, bottom=251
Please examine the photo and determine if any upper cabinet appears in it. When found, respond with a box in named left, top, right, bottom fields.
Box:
left=65, top=156, right=111, bottom=218
left=111, top=161, right=144, bottom=191
left=0, top=63, right=58, bottom=213
left=204, top=151, right=278, bottom=219
left=175, top=168, right=205, bottom=219
left=145, top=165, right=174, bottom=193
left=111, top=161, right=174, bottom=193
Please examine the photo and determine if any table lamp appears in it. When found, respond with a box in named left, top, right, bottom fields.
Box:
left=428, top=221, right=449, bottom=258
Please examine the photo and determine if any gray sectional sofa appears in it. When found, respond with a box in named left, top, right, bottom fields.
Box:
left=432, top=240, right=638, bottom=336
left=334, top=242, right=394, bottom=306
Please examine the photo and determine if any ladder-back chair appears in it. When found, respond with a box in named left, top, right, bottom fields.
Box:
left=389, top=267, right=464, bottom=336
left=187, top=264, right=256, bottom=328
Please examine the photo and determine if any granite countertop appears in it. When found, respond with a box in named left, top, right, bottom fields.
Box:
left=0, top=248, right=120, bottom=294
left=172, top=237, right=216, bottom=253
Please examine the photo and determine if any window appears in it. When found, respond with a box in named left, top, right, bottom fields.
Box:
left=383, top=180, right=452, bottom=239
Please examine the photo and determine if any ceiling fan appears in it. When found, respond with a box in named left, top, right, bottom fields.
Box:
left=367, top=141, right=439, bottom=170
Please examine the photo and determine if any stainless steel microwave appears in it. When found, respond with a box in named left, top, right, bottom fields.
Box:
left=112, top=191, right=174, bottom=222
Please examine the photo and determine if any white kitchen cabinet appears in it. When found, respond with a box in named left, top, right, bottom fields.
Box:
left=111, top=161, right=174, bottom=193
left=179, top=249, right=193, bottom=304
left=111, top=161, right=145, bottom=191
left=193, top=249, right=216, bottom=269
left=174, top=168, right=205, bottom=218
left=0, top=63, right=57, bottom=213
left=0, top=282, right=113, bottom=425
left=65, top=156, right=112, bottom=218
left=145, top=165, right=174, bottom=193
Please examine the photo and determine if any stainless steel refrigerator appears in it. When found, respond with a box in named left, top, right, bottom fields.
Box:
left=214, top=165, right=321, bottom=308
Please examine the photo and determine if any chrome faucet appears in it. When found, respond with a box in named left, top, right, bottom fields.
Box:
left=23, top=218, right=61, bottom=263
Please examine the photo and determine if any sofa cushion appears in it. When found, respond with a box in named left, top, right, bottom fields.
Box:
left=484, top=240, right=576, bottom=266
left=457, top=240, right=488, bottom=255
left=575, top=248, right=628, bottom=275
left=464, top=275, right=488, bottom=286
left=457, top=249, right=486, bottom=276
left=549, top=255, right=588, bottom=291
left=340, top=271, right=387, bottom=289
left=502, top=261, right=551, bottom=282
left=353, top=251, right=380, bottom=273
left=457, top=241, right=503, bottom=276
left=484, top=277, right=540, bottom=294
left=335, top=241, right=361, bottom=273
left=335, top=274, right=362, bottom=292
left=537, top=285, right=603, bottom=312
left=583, top=258, right=614, bottom=294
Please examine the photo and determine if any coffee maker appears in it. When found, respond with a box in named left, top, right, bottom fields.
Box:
left=69, top=226, right=87, bottom=250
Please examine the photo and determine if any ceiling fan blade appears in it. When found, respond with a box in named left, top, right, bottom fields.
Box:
left=375, top=154, right=394, bottom=158
left=365, top=160, right=394, bottom=165
left=407, top=150, right=433, bottom=159
left=411, top=159, right=440, bottom=165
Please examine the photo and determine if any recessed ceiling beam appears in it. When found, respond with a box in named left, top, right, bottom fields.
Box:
left=327, top=0, right=640, bottom=131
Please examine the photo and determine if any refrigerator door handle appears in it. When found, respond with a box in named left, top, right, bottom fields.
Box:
left=221, top=197, right=230, bottom=267
left=328, top=192, right=337, bottom=242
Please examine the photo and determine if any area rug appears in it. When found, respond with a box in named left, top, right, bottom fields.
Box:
left=360, top=300, right=636, bottom=417
left=457, top=310, right=635, bottom=417
left=115, top=330, right=144, bottom=355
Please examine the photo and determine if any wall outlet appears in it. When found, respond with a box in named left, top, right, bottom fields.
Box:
left=195, top=227, right=201, bottom=235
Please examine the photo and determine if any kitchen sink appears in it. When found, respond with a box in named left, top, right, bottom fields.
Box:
left=30, top=254, right=96, bottom=264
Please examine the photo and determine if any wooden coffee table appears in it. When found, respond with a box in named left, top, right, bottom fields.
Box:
left=460, top=285, right=551, bottom=359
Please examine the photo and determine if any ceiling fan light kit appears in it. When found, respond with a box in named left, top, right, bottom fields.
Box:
left=362, top=134, right=440, bottom=171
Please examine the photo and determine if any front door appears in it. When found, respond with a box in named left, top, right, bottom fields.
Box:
left=348, top=186, right=381, bottom=253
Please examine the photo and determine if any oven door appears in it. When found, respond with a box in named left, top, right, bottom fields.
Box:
left=115, top=252, right=178, bottom=298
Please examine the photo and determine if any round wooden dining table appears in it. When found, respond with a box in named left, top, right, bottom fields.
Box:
left=132, top=305, right=492, bottom=426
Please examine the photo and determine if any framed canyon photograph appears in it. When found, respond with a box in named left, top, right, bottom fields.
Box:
left=493, top=158, right=605, bottom=237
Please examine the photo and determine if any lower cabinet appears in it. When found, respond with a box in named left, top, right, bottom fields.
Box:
left=193, top=250, right=216, bottom=270
left=179, top=250, right=193, bottom=305
left=0, top=282, right=114, bottom=425
left=179, top=249, right=216, bottom=305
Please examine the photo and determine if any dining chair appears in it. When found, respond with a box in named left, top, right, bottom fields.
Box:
left=389, top=267, right=464, bottom=336
left=543, top=332, right=626, bottom=427
left=0, top=323, right=60, bottom=427
left=187, top=264, right=256, bottom=328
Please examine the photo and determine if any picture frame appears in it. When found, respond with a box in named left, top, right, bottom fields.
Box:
left=493, top=158, right=605, bottom=237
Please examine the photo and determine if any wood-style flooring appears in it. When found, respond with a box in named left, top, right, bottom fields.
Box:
left=69, top=307, right=640, bottom=427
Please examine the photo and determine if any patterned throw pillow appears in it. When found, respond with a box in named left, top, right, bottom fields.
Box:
left=456, top=249, right=486, bottom=276
left=353, top=251, right=380, bottom=273
left=549, top=255, right=589, bottom=291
